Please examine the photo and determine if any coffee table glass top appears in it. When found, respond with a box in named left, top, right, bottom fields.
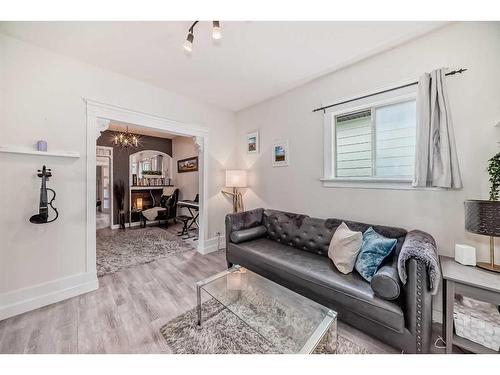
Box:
left=196, top=265, right=337, bottom=353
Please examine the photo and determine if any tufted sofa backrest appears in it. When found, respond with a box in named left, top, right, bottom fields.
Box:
left=262, top=209, right=408, bottom=257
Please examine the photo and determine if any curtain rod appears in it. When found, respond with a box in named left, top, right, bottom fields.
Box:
left=312, top=68, right=468, bottom=113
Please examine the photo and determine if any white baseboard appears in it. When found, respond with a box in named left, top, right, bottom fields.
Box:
left=199, top=235, right=225, bottom=255
left=0, top=272, right=98, bottom=321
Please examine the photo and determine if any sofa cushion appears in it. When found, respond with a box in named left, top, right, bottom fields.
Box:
left=230, top=225, right=267, bottom=243
left=371, top=264, right=401, bottom=300
left=355, top=227, right=397, bottom=282
left=328, top=222, right=362, bottom=274
left=326, top=218, right=407, bottom=256
left=227, top=238, right=405, bottom=333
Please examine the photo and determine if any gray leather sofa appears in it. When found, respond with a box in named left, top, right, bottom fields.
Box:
left=225, top=208, right=435, bottom=354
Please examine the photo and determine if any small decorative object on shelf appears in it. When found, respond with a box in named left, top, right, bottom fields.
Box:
left=454, top=244, right=476, bottom=266
left=29, top=165, right=59, bottom=224
left=36, top=140, right=47, bottom=152
left=142, top=170, right=163, bottom=176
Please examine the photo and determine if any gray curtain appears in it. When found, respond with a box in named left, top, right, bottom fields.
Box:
left=413, top=68, right=462, bottom=189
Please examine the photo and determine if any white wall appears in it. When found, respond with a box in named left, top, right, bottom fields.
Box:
left=172, top=136, right=199, bottom=215
left=235, top=22, right=500, bottom=317
left=0, top=34, right=237, bottom=319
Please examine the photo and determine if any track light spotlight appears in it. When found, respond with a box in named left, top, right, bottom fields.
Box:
left=183, top=31, right=194, bottom=53
left=212, top=21, right=221, bottom=40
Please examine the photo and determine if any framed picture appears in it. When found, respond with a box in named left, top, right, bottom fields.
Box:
left=177, top=156, right=199, bottom=173
left=246, top=131, right=259, bottom=154
left=272, top=140, right=289, bottom=167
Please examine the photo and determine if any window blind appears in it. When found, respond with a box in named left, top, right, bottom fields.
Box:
left=334, top=100, right=416, bottom=179
left=335, top=110, right=372, bottom=177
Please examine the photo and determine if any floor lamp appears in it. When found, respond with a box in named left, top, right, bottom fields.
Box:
left=223, top=170, right=247, bottom=213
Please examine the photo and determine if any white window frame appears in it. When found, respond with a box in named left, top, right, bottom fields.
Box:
left=322, top=93, right=418, bottom=190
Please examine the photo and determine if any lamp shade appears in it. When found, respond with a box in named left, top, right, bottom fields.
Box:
left=225, top=170, right=247, bottom=188
left=464, top=200, right=500, bottom=236
left=136, top=197, right=143, bottom=210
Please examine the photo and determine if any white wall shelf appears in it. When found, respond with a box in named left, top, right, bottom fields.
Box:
left=0, top=146, right=80, bottom=158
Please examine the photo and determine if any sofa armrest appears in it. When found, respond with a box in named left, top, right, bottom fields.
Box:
left=403, top=258, right=433, bottom=353
left=225, top=208, right=264, bottom=246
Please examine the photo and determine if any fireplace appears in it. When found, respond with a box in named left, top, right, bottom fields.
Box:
left=130, top=189, right=164, bottom=223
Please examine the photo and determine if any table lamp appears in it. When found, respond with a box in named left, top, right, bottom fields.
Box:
left=136, top=197, right=143, bottom=210
left=223, top=169, right=247, bottom=213
left=464, top=200, right=500, bottom=272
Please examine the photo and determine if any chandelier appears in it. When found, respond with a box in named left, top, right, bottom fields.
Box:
left=111, top=127, right=140, bottom=148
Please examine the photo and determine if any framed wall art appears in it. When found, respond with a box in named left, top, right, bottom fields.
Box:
left=272, top=140, right=289, bottom=167
left=246, top=131, right=259, bottom=154
left=177, top=156, right=199, bottom=173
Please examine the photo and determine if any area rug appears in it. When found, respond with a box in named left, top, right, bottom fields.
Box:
left=96, top=227, right=194, bottom=276
left=160, top=299, right=371, bottom=354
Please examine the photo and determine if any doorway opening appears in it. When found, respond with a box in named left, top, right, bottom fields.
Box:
left=86, top=100, right=209, bottom=281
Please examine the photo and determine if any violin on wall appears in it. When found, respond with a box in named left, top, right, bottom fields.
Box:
left=30, top=165, right=59, bottom=224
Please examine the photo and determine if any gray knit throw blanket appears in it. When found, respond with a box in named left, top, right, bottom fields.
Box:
left=398, top=230, right=441, bottom=295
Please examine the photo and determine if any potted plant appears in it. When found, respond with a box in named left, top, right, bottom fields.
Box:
left=488, top=152, right=500, bottom=201
left=114, top=180, right=126, bottom=229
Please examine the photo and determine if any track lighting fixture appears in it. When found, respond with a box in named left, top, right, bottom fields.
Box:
left=212, top=21, right=221, bottom=40
left=182, top=21, right=221, bottom=53
left=183, top=31, right=194, bottom=53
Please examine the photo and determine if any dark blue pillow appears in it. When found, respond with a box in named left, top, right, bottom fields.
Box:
left=355, top=227, right=397, bottom=282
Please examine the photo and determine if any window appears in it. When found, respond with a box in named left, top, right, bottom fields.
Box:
left=324, top=96, right=417, bottom=185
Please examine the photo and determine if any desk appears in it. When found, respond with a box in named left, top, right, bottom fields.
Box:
left=440, top=255, right=500, bottom=354
left=177, top=200, right=199, bottom=232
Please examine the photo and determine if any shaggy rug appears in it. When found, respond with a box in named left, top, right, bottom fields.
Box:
left=160, top=299, right=370, bottom=354
left=96, top=227, right=194, bottom=276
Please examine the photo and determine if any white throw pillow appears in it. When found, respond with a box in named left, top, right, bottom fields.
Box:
left=328, top=222, right=363, bottom=274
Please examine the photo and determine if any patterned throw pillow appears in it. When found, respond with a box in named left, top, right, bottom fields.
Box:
left=355, top=227, right=397, bottom=282
left=328, top=222, right=363, bottom=274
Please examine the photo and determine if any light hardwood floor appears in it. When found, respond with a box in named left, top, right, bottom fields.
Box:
left=0, top=246, right=449, bottom=354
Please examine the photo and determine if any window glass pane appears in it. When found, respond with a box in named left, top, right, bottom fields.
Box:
left=375, top=100, right=416, bottom=179
left=335, top=110, right=372, bottom=177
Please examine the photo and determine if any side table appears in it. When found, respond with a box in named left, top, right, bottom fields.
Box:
left=440, top=255, right=500, bottom=354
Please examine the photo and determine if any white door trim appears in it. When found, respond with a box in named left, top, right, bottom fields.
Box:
left=96, top=145, right=113, bottom=229
left=85, top=99, right=210, bottom=275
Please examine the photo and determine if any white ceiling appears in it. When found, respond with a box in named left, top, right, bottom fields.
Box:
left=0, top=21, right=446, bottom=111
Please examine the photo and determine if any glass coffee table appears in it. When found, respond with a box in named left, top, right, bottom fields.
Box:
left=196, top=265, right=337, bottom=354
